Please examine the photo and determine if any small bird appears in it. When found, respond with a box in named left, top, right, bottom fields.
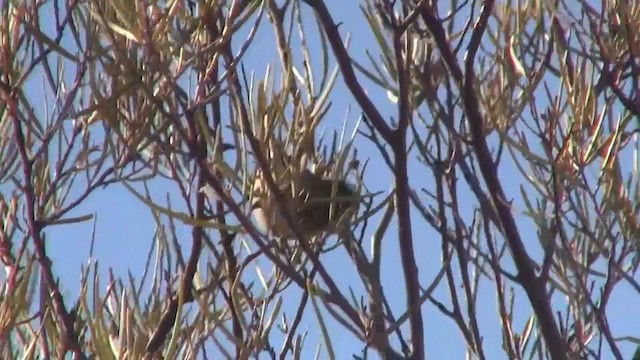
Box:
left=251, top=169, right=358, bottom=240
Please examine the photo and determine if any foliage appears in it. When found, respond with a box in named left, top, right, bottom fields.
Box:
left=0, top=0, right=639, bottom=359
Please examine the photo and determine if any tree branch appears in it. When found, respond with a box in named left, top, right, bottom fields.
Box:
left=419, top=3, right=568, bottom=358
left=304, top=0, right=394, bottom=144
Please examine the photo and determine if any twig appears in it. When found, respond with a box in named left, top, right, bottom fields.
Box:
left=391, top=17, right=426, bottom=360
left=303, top=0, right=394, bottom=144
left=11, top=112, right=85, bottom=358
left=419, top=3, right=568, bottom=358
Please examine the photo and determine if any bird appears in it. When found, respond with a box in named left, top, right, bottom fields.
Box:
left=251, top=169, right=358, bottom=240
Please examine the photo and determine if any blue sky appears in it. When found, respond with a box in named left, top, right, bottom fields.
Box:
left=9, top=0, right=639, bottom=358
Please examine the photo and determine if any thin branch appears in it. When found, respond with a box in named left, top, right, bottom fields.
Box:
left=391, top=22, right=425, bottom=359
left=419, top=3, right=568, bottom=358
left=303, top=0, right=394, bottom=144
left=11, top=114, right=84, bottom=358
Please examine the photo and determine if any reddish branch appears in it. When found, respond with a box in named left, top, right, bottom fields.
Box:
left=302, top=0, right=394, bottom=144
left=8, top=107, right=84, bottom=357
left=203, top=14, right=245, bottom=357
left=392, top=25, right=425, bottom=359
left=418, top=3, right=568, bottom=358
left=145, top=96, right=231, bottom=354
left=305, top=1, right=425, bottom=357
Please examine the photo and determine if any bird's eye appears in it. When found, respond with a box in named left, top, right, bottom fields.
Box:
left=250, top=198, right=262, bottom=210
